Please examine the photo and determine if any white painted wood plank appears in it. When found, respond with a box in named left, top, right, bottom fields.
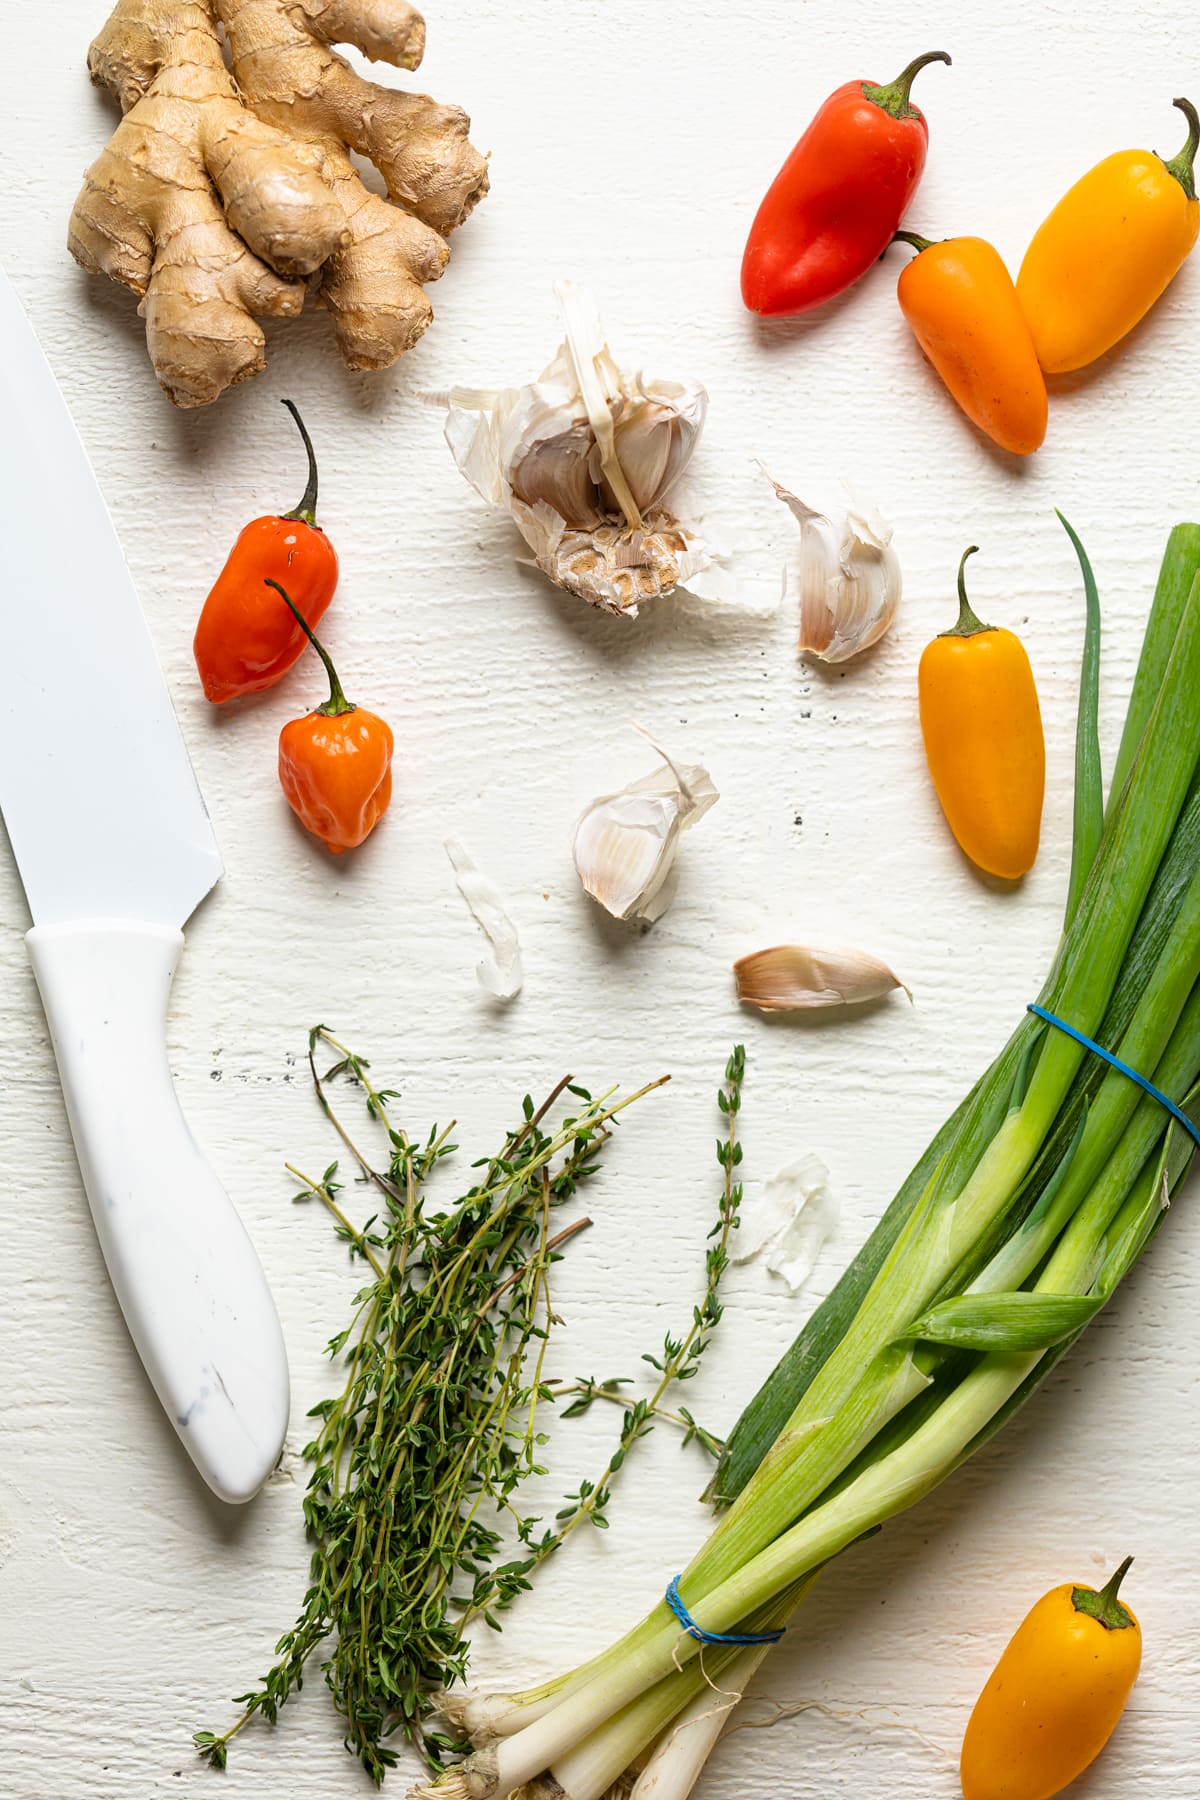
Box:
left=1, top=0, right=1197, bottom=1792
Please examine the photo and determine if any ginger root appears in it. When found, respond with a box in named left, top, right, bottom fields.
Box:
left=69, top=0, right=487, bottom=406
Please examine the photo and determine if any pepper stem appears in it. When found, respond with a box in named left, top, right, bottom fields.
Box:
left=1163, top=97, right=1200, bottom=201
left=940, top=545, right=992, bottom=638
left=264, top=579, right=354, bottom=717
left=281, top=399, right=320, bottom=526
left=1072, top=1556, right=1136, bottom=1631
left=863, top=50, right=952, bottom=120
left=891, top=229, right=938, bottom=256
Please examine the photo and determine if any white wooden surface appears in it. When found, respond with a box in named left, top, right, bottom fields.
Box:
left=1, top=1, right=1198, bottom=1793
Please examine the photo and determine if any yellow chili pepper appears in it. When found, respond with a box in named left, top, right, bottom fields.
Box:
left=1017, top=97, right=1200, bottom=372
left=918, top=546, right=1044, bottom=879
left=960, top=1557, right=1142, bottom=1800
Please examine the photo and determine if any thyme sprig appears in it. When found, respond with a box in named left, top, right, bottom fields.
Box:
left=546, top=1044, right=746, bottom=1527
left=196, top=1029, right=667, bottom=1782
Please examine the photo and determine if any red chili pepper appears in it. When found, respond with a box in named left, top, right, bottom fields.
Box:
left=266, top=581, right=393, bottom=856
left=193, top=401, right=339, bottom=704
left=741, top=50, right=951, bottom=317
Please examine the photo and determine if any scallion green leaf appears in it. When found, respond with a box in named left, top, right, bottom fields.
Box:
left=1057, top=510, right=1103, bottom=930
left=907, top=1291, right=1100, bottom=1353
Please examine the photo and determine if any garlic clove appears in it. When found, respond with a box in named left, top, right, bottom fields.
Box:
left=598, top=399, right=672, bottom=514
left=765, top=470, right=901, bottom=663
left=793, top=501, right=846, bottom=660
left=510, top=419, right=609, bottom=529
left=573, top=734, right=718, bottom=923
left=646, top=381, right=708, bottom=501
left=734, top=944, right=911, bottom=1012
left=594, top=386, right=708, bottom=516
left=573, top=790, right=683, bottom=921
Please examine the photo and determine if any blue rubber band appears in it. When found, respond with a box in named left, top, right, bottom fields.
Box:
left=664, top=1576, right=785, bottom=1646
left=1028, top=1004, right=1200, bottom=1152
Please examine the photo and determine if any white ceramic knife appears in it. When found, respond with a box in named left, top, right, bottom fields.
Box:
left=0, top=268, right=289, bottom=1504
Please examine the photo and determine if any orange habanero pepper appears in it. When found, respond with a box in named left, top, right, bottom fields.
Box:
left=194, top=400, right=338, bottom=703
left=960, top=1556, right=1142, bottom=1800
left=893, top=231, right=1048, bottom=455
left=1018, top=97, right=1200, bottom=373
left=919, top=546, right=1044, bottom=879
left=266, top=581, right=393, bottom=856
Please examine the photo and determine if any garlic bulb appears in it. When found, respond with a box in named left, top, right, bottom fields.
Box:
left=766, top=472, right=901, bottom=661
left=734, top=944, right=911, bottom=1011
left=573, top=733, right=718, bottom=923
left=431, top=284, right=731, bottom=617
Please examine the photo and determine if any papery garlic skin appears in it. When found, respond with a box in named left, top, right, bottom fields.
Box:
left=573, top=736, right=718, bottom=923
left=731, top=1153, right=838, bottom=1293
left=734, top=944, right=910, bottom=1011
left=766, top=473, right=901, bottom=662
left=444, top=838, right=523, bottom=1001
left=432, top=284, right=729, bottom=617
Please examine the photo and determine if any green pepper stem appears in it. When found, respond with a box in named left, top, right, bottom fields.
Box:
left=281, top=399, right=320, bottom=526
left=891, top=229, right=938, bottom=256
left=1072, top=1555, right=1136, bottom=1631
left=264, top=578, right=354, bottom=717
left=863, top=51, right=952, bottom=120
left=1164, top=97, right=1200, bottom=201
left=940, top=545, right=992, bottom=637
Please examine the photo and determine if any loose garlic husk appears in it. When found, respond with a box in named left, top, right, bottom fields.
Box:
left=734, top=944, right=911, bottom=1011
left=430, top=284, right=732, bottom=617
left=730, top=1153, right=838, bottom=1292
left=766, top=472, right=901, bottom=662
left=573, top=732, right=718, bottom=923
left=444, top=838, right=523, bottom=1001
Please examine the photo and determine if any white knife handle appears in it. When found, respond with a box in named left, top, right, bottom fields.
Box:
left=26, top=920, right=290, bottom=1504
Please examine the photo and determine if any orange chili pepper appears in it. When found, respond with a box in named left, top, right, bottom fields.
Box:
left=918, top=546, right=1044, bottom=879
left=1017, top=97, right=1200, bottom=373
left=893, top=231, right=1048, bottom=455
left=266, top=580, right=393, bottom=856
left=194, top=401, right=338, bottom=703
left=960, top=1557, right=1142, bottom=1800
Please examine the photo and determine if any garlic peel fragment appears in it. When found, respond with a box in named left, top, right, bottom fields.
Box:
left=445, top=838, right=523, bottom=1001
left=560, top=283, right=643, bottom=529
left=765, top=469, right=901, bottom=663
left=734, top=944, right=911, bottom=1012
left=430, top=284, right=727, bottom=617
left=731, top=1153, right=837, bottom=1292
left=573, top=734, right=718, bottom=923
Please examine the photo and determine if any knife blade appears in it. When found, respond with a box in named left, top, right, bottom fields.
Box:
left=0, top=267, right=289, bottom=1504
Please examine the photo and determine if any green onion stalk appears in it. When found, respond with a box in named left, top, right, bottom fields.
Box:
left=414, top=521, right=1200, bottom=1800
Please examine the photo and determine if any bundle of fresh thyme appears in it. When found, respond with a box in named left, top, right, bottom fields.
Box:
left=195, top=1032, right=746, bottom=1782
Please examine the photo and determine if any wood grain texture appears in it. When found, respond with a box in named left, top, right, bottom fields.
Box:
left=1, top=0, right=1198, bottom=1792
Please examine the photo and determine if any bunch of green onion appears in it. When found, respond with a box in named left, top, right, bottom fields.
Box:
left=414, top=518, right=1200, bottom=1800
